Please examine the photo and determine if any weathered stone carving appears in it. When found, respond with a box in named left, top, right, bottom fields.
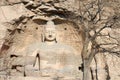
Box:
left=0, top=0, right=120, bottom=80
left=8, top=20, right=80, bottom=79
left=23, top=21, right=79, bottom=77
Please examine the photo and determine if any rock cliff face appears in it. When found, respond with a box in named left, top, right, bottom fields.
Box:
left=0, top=0, right=120, bottom=80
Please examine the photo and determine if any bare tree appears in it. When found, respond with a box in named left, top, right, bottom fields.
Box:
left=0, top=0, right=119, bottom=80
left=70, top=0, right=120, bottom=80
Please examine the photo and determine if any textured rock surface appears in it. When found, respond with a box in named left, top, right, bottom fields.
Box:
left=0, top=0, right=120, bottom=80
left=0, top=3, right=34, bottom=49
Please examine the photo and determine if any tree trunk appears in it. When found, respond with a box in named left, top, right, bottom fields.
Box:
left=83, top=60, right=90, bottom=80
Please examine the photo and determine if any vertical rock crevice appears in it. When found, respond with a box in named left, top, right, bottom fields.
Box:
left=105, top=64, right=111, bottom=80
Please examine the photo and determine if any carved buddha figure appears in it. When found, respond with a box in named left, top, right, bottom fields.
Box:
left=25, top=20, right=80, bottom=78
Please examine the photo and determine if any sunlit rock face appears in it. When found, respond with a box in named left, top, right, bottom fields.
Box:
left=0, top=2, right=83, bottom=79
left=0, top=0, right=120, bottom=80
left=6, top=20, right=82, bottom=80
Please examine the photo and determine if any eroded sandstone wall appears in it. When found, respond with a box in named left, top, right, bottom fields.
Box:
left=0, top=0, right=120, bottom=80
